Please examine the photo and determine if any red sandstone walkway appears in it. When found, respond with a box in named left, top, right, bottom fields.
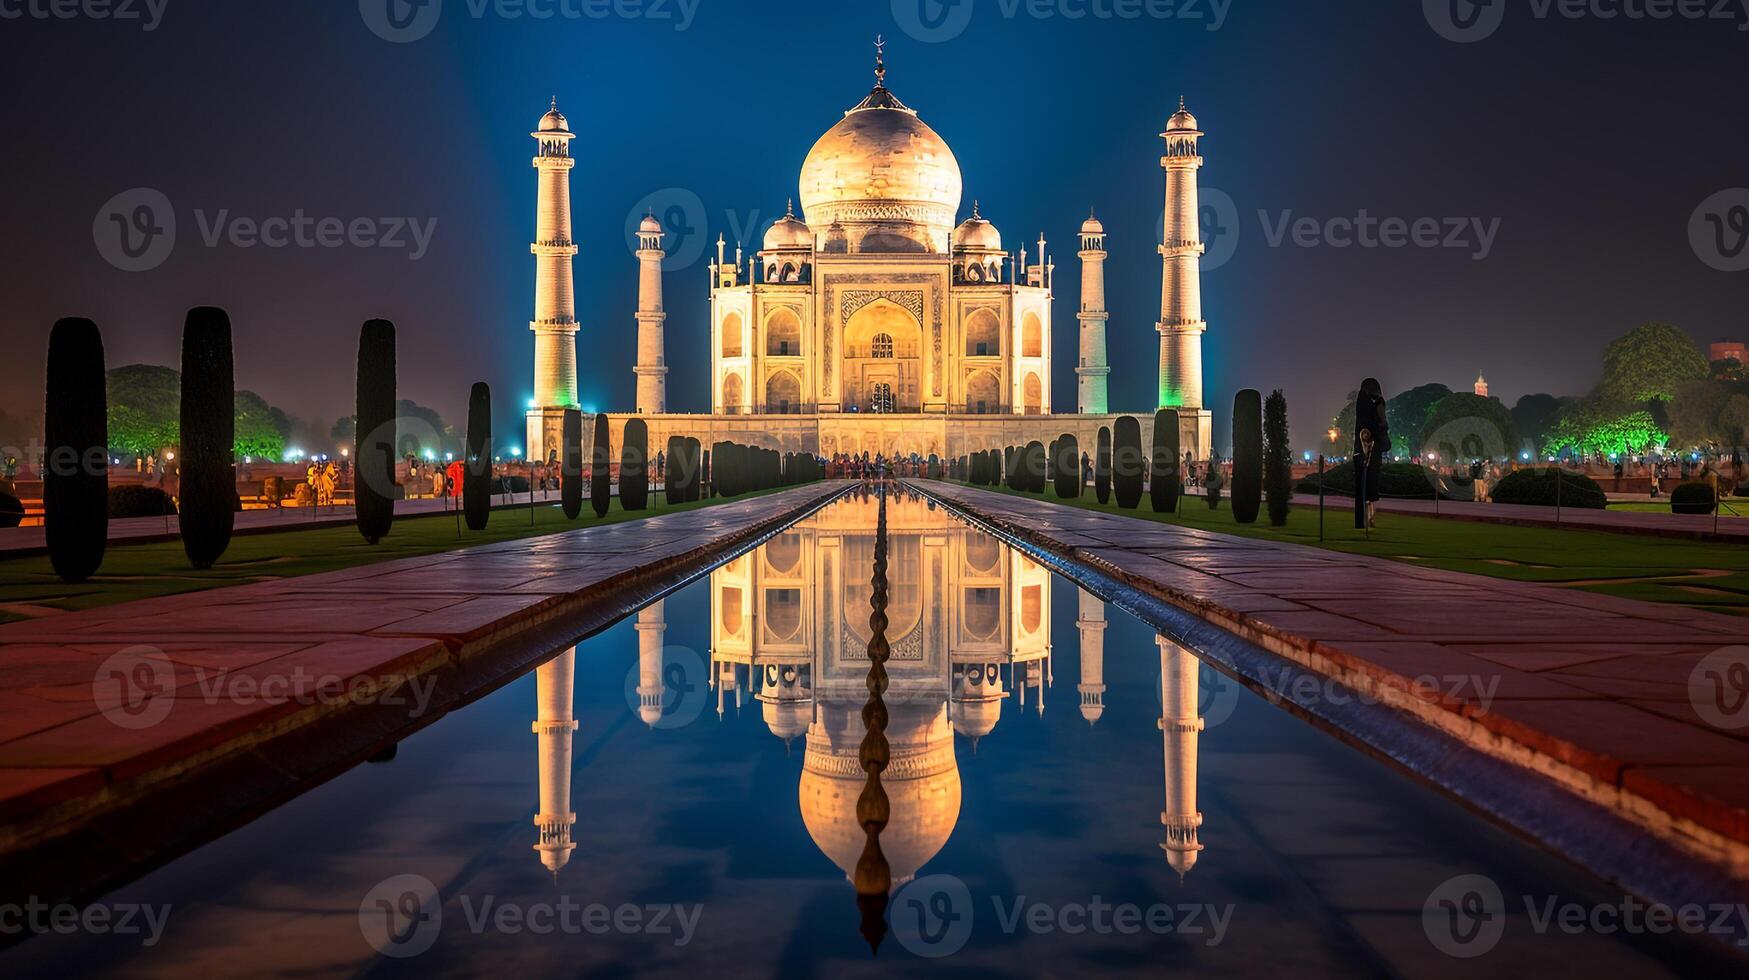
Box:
left=0, top=490, right=567, bottom=557
left=0, top=483, right=842, bottom=856
left=1289, top=491, right=1749, bottom=541
left=922, top=482, right=1749, bottom=878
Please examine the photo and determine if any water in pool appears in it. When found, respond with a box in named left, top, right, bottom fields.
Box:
left=2, top=488, right=1735, bottom=977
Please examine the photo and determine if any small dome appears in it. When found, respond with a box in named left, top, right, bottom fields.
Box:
left=1080, top=212, right=1105, bottom=236
left=764, top=201, right=813, bottom=250
left=762, top=698, right=811, bottom=741
left=1166, top=97, right=1199, bottom=133
left=953, top=203, right=1001, bottom=251
left=538, top=99, right=570, bottom=133
left=949, top=697, right=1002, bottom=738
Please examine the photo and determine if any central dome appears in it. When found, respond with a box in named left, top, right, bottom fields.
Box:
left=798, top=77, right=963, bottom=253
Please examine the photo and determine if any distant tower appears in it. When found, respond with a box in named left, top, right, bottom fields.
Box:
left=634, top=600, right=667, bottom=727
left=527, top=98, right=580, bottom=462
left=1473, top=373, right=1489, bottom=397
left=533, top=648, right=578, bottom=876
left=634, top=213, right=668, bottom=414
left=1158, top=97, right=1212, bottom=459
left=1157, top=635, right=1205, bottom=881
left=1076, top=588, right=1107, bottom=725
left=1077, top=212, right=1111, bottom=414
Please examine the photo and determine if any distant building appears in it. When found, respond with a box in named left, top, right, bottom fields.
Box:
left=1473, top=373, right=1489, bottom=397
left=1710, top=341, right=1746, bottom=366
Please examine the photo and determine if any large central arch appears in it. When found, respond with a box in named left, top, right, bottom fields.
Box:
left=842, top=299, right=923, bottom=413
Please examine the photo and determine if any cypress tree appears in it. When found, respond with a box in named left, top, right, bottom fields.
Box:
left=702, top=448, right=713, bottom=498
left=1023, top=442, right=1046, bottom=493
left=1151, top=409, right=1181, bottom=513
left=1046, top=439, right=1060, bottom=492
left=1265, top=389, right=1292, bottom=526
left=561, top=409, right=583, bottom=519
left=591, top=413, right=611, bottom=518
left=43, top=317, right=107, bottom=582
left=1054, top=434, right=1079, bottom=499
left=464, top=382, right=492, bottom=530
left=1232, top=388, right=1264, bottom=524
left=1095, top=426, right=1112, bottom=504
left=1113, top=416, right=1143, bottom=508
left=687, top=438, right=703, bottom=500
left=179, top=307, right=236, bottom=569
left=621, top=418, right=649, bottom=511
left=354, top=318, right=396, bottom=544
left=666, top=436, right=686, bottom=505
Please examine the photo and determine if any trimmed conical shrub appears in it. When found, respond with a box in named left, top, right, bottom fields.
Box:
left=1113, top=416, right=1143, bottom=508
left=621, top=419, right=649, bottom=511
left=702, top=448, right=713, bottom=498
left=591, top=413, right=611, bottom=518
left=1232, top=388, right=1263, bottom=524
left=1151, top=409, right=1181, bottom=513
left=1095, top=426, right=1112, bottom=504
left=1054, top=434, right=1079, bottom=499
left=180, top=307, right=235, bottom=569
left=44, top=317, right=107, bottom=583
left=561, top=409, right=583, bottom=519
left=464, top=382, right=492, bottom=530
left=666, top=436, right=686, bottom=505
left=354, top=319, right=396, bottom=544
left=1265, top=389, right=1292, bottom=526
left=1023, top=442, right=1045, bottom=493
left=1046, top=440, right=1060, bottom=492
left=687, top=438, right=703, bottom=500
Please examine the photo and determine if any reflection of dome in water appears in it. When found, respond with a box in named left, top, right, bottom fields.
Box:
left=799, top=702, right=960, bottom=884
left=763, top=699, right=810, bottom=741
left=949, top=697, right=1001, bottom=739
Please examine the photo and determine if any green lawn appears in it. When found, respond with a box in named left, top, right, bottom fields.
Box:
left=0, top=490, right=784, bottom=615
left=1608, top=500, right=1749, bottom=518
left=947, top=482, right=1749, bottom=615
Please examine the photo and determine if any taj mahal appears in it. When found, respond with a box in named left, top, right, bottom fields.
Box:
left=524, top=41, right=1215, bottom=465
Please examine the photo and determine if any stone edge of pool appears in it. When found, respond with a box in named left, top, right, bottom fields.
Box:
left=0, top=482, right=851, bottom=915
left=909, top=481, right=1749, bottom=894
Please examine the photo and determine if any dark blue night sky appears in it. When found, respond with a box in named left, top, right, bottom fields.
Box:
left=3, top=1, right=1744, bottom=448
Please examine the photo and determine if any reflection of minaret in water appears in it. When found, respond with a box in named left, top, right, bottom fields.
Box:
left=533, top=648, right=578, bottom=878
left=1077, top=589, right=1107, bottom=725
left=1157, top=635, right=1205, bottom=881
left=634, top=600, right=667, bottom=727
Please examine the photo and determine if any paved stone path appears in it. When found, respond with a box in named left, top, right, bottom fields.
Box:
left=1289, top=491, right=1749, bottom=542
left=922, top=482, right=1749, bottom=877
left=0, top=483, right=842, bottom=855
left=0, top=490, right=567, bottom=557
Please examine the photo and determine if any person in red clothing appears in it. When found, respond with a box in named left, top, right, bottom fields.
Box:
left=445, top=459, right=466, bottom=507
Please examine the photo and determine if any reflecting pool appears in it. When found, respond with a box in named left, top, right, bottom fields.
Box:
left=1, top=488, right=1735, bottom=977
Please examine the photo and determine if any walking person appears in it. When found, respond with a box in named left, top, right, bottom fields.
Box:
left=1354, top=378, right=1391, bottom=529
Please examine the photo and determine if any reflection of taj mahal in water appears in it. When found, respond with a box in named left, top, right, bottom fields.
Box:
left=529, top=494, right=1210, bottom=884
left=525, top=40, right=1216, bottom=466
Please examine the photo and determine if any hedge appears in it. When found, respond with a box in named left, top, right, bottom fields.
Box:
left=1231, top=389, right=1262, bottom=524
left=621, top=418, right=649, bottom=511
left=1296, top=460, right=1436, bottom=499
left=1054, top=435, right=1079, bottom=499
left=1095, top=426, right=1111, bottom=504
left=180, top=307, right=236, bottom=569
left=109, top=485, right=176, bottom=518
left=1151, top=409, right=1180, bottom=513
left=1112, top=416, right=1143, bottom=509
left=1671, top=481, right=1717, bottom=515
left=1488, top=468, right=1607, bottom=509
left=44, top=317, right=108, bottom=582
left=591, top=413, right=611, bottom=518
left=354, top=318, right=397, bottom=544
left=561, top=409, right=583, bottom=519
left=464, top=382, right=492, bottom=530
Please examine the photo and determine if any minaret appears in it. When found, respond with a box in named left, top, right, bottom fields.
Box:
left=634, top=213, right=668, bottom=414
left=527, top=98, right=580, bottom=462
left=1076, top=588, right=1107, bottom=725
left=634, top=600, right=667, bottom=727
left=1157, top=635, right=1205, bottom=882
left=1473, top=373, right=1489, bottom=398
left=533, top=648, right=578, bottom=876
left=1076, top=212, right=1110, bottom=414
left=1158, top=97, right=1212, bottom=459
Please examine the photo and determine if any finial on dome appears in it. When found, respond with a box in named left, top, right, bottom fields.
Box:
left=1178, top=94, right=1186, bottom=111
left=971, top=200, right=981, bottom=219
left=874, top=34, right=887, bottom=87
left=786, top=198, right=796, bottom=218
left=551, top=95, right=558, bottom=111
